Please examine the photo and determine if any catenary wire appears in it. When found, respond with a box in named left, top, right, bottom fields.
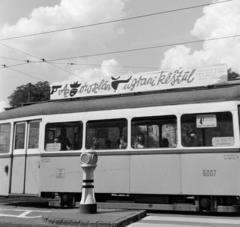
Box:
left=0, top=62, right=30, bottom=69
left=5, top=67, right=43, bottom=81
left=49, top=61, right=159, bottom=70
left=0, top=60, right=159, bottom=70
left=0, top=60, right=42, bottom=69
left=0, top=42, right=84, bottom=80
left=0, top=0, right=232, bottom=42
left=0, top=56, right=27, bottom=62
left=1, top=33, right=239, bottom=71
left=0, top=43, right=39, bottom=59
left=48, top=33, right=240, bottom=61
left=44, top=60, right=84, bottom=79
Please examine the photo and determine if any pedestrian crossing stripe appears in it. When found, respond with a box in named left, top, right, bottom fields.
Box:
left=143, top=215, right=240, bottom=225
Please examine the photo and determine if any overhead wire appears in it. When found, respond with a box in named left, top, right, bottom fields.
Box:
left=0, top=60, right=42, bottom=69
left=0, top=0, right=234, bottom=78
left=0, top=59, right=159, bottom=70
left=0, top=43, right=39, bottom=59
left=0, top=62, right=30, bottom=69
left=5, top=66, right=43, bottom=81
left=44, top=60, right=85, bottom=78
left=1, top=32, right=239, bottom=72
left=0, top=56, right=27, bottom=62
left=0, top=0, right=232, bottom=42
left=48, top=61, right=159, bottom=70
left=0, top=42, right=84, bottom=80
left=47, top=33, right=240, bottom=61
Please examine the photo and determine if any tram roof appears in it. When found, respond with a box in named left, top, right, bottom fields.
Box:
left=1, top=83, right=240, bottom=121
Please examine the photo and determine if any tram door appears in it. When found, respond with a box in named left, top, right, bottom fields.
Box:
left=10, top=121, right=41, bottom=195
left=0, top=123, right=11, bottom=196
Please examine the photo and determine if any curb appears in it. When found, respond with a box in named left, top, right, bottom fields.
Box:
left=42, top=210, right=146, bottom=227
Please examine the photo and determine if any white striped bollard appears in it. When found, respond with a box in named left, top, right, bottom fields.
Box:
left=79, top=149, right=98, bottom=214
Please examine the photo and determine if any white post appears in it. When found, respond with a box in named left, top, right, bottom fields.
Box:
left=79, top=150, right=98, bottom=214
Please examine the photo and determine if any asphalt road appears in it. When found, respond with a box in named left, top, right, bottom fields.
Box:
left=1, top=196, right=240, bottom=227
left=128, top=211, right=240, bottom=227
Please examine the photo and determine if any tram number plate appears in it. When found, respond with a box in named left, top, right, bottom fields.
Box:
left=203, top=170, right=216, bottom=177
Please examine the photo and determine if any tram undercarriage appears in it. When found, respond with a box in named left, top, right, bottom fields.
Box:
left=43, top=192, right=240, bottom=212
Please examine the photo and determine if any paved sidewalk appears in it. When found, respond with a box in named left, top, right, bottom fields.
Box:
left=42, top=209, right=146, bottom=227
left=0, top=196, right=146, bottom=227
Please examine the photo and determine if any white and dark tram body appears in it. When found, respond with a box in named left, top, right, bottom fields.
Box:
left=1, top=84, right=240, bottom=212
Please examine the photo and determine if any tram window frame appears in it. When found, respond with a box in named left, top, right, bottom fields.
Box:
left=28, top=122, right=40, bottom=149
left=0, top=123, right=11, bottom=154
left=238, top=106, right=240, bottom=133
left=15, top=123, right=26, bottom=149
left=181, top=112, right=234, bottom=147
left=45, top=121, right=83, bottom=151
left=86, top=118, right=128, bottom=150
left=131, top=115, right=177, bottom=149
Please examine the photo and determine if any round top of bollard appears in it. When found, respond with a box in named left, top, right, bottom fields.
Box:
left=80, top=150, right=98, bottom=165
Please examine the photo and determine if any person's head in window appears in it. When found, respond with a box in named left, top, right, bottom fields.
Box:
left=184, top=129, right=201, bottom=147
left=161, top=138, right=169, bottom=147
left=54, top=138, right=59, bottom=143
left=134, top=132, right=145, bottom=149
left=105, top=139, right=111, bottom=149
left=119, top=136, right=127, bottom=149
left=91, top=136, right=99, bottom=149
left=58, top=128, right=71, bottom=150
left=59, top=128, right=66, bottom=137
left=187, top=129, right=197, bottom=139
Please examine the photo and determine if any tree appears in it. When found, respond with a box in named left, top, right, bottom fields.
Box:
left=228, top=68, right=240, bottom=80
left=8, top=81, right=50, bottom=107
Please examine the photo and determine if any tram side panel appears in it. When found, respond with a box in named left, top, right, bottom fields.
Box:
left=11, top=156, right=25, bottom=193
left=95, top=155, right=130, bottom=194
left=40, top=154, right=130, bottom=194
left=40, top=155, right=82, bottom=193
left=0, top=156, right=11, bottom=196
left=25, top=155, right=41, bottom=194
left=0, top=122, right=12, bottom=196
left=181, top=152, right=240, bottom=195
left=130, top=153, right=182, bottom=195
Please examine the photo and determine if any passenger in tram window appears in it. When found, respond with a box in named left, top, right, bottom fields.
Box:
left=119, top=136, right=127, bottom=149
left=91, top=136, right=100, bottom=149
left=161, top=138, right=169, bottom=148
left=105, top=139, right=112, bottom=149
left=134, top=133, right=145, bottom=149
left=54, top=138, right=59, bottom=143
left=184, top=129, right=201, bottom=147
left=74, top=138, right=82, bottom=150
left=58, top=128, right=72, bottom=150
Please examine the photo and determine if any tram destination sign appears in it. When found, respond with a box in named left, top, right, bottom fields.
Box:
left=50, top=64, right=227, bottom=100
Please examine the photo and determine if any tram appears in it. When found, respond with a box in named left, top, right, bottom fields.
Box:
left=1, top=65, right=240, bottom=212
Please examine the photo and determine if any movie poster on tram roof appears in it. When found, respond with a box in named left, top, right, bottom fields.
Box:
left=50, top=64, right=228, bottom=100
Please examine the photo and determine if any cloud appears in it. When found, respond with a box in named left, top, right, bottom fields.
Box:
left=0, top=0, right=127, bottom=59
left=58, top=58, right=125, bottom=83
left=0, top=101, right=7, bottom=113
left=76, top=59, right=123, bottom=80
left=160, top=0, right=240, bottom=72
left=0, top=0, right=128, bottom=106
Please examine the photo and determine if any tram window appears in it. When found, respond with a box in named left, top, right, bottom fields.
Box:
left=86, top=118, right=127, bottom=149
left=28, top=122, right=40, bottom=149
left=45, top=121, right=83, bottom=151
left=181, top=112, right=234, bottom=147
left=0, top=123, right=11, bottom=153
left=131, top=116, right=177, bottom=149
left=15, top=124, right=25, bottom=149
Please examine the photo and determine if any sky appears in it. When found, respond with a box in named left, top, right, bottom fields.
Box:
left=0, top=0, right=240, bottom=112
